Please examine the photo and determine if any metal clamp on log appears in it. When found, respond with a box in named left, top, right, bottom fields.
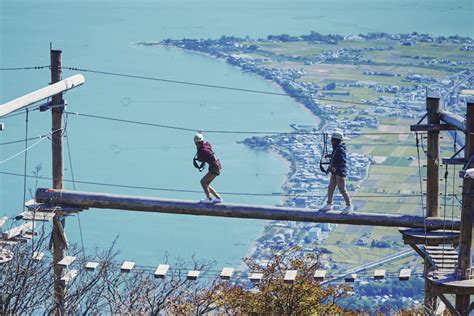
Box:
left=40, top=99, right=67, bottom=112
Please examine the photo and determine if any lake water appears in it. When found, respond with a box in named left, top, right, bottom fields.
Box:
left=1, top=0, right=472, bottom=266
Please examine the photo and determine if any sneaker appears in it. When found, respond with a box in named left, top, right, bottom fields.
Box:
left=342, top=205, right=353, bottom=214
left=320, top=203, right=333, bottom=211
left=200, top=197, right=213, bottom=203
left=212, top=197, right=223, bottom=203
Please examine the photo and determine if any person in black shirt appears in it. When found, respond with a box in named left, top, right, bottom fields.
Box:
left=320, top=131, right=353, bottom=213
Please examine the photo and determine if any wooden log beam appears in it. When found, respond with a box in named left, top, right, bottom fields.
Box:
left=35, top=188, right=461, bottom=230
left=410, top=123, right=458, bottom=132
left=440, top=110, right=466, bottom=132
left=0, top=74, right=85, bottom=118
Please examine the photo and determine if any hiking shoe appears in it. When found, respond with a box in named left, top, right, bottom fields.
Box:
left=342, top=205, right=353, bottom=214
left=212, top=197, right=223, bottom=203
left=200, top=197, right=213, bottom=203
left=320, top=203, right=333, bottom=211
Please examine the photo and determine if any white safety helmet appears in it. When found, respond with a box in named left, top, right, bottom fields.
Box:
left=194, top=133, right=204, bottom=143
left=331, top=131, right=344, bottom=141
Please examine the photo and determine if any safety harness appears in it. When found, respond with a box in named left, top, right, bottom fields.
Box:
left=319, top=133, right=331, bottom=174
left=193, top=154, right=205, bottom=172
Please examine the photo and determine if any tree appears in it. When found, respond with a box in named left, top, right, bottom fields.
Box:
left=213, top=246, right=353, bottom=315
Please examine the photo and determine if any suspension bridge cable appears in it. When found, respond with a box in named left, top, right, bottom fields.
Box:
left=65, top=111, right=422, bottom=136
left=62, top=66, right=424, bottom=111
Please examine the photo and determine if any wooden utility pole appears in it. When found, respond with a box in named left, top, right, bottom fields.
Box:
left=456, top=102, right=474, bottom=313
left=426, top=97, right=440, bottom=218
left=50, top=49, right=66, bottom=315
left=424, top=97, right=441, bottom=312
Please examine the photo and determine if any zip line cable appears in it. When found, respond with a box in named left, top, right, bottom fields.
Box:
left=0, top=65, right=49, bottom=71
left=0, top=170, right=466, bottom=200
left=62, top=66, right=425, bottom=111
left=65, top=111, right=422, bottom=136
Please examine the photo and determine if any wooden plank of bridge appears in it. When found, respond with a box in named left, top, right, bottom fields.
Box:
left=60, top=269, right=78, bottom=284
left=399, top=268, right=412, bottom=281
left=220, top=267, right=234, bottom=280
left=250, top=272, right=263, bottom=283
left=345, top=274, right=357, bottom=283
left=0, top=216, right=7, bottom=228
left=284, top=270, right=297, bottom=284
left=187, top=270, right=200, bottom=280
left=120, top=261, right=135, bottom=272
left=374, top=269, right=386, bottom=280
left=154, top=264, right=169, bottom=278
left=32, top=252, right=44, bottom=261
left=314, top=270, right=327, bottom=282
left=17, top=211, right=55, bottom=222
left=85, top=262, right=99, bottom=271
left=2, top=222, right=33, bottom=239
left=58, top=256, right=76, bottom=267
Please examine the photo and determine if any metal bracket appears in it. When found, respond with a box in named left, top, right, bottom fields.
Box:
left=39, top=99, right=67, bottom=112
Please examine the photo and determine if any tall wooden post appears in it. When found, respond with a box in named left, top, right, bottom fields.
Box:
left=50, top=49, right=66, bottom=315
left=425, top=97, right=440, bottom=312
left=426, top=97, right=440, bottom=218
left=456, top=102, right=474, bottom=313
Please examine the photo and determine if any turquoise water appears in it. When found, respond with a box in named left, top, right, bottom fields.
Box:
left=1, top=0, right=472, bottom=266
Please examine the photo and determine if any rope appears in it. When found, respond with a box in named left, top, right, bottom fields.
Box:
left=442, top=164, right=449, bottom=266
left=65, top=113, right=86, bottom=256
left=451, top=132, right=457, bottom=242
left=22, top=109, right=29, bottom=211
left=414, top=133, right=428, bottom=244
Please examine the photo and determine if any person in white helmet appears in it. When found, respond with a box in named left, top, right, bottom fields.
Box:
left=320, top=131, right=353, bottom=213
left=193, top=132, right=223, bottom=203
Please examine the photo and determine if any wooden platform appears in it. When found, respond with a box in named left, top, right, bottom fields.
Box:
left=399, top=228, right=459, bottom=246
left=428, top=271, right=474, bottom=295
